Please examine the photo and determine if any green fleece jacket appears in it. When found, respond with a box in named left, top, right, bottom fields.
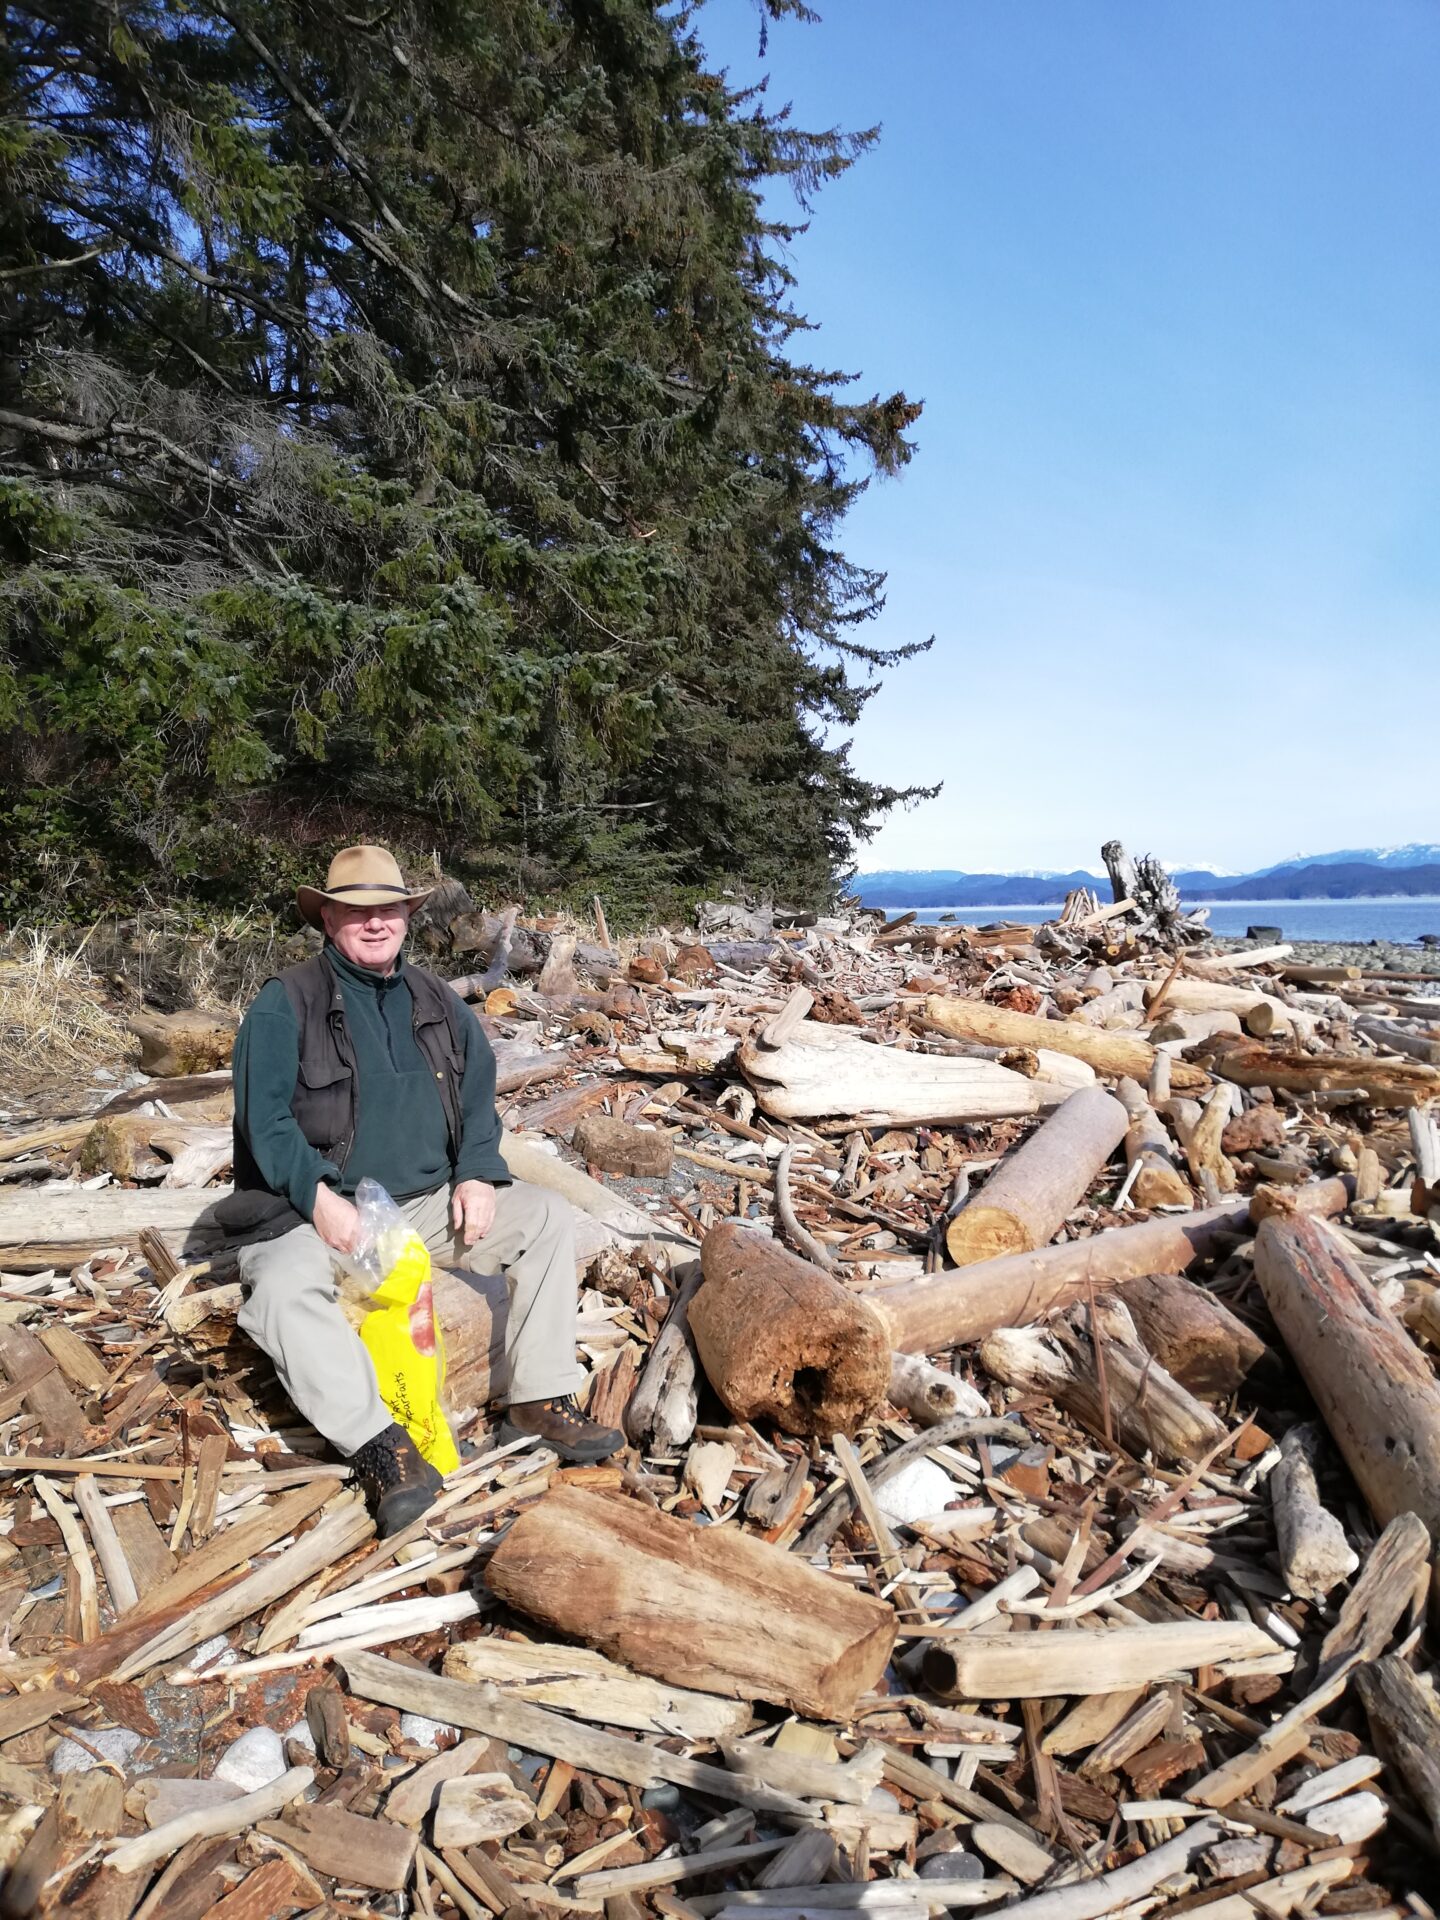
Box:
left=232, top=945, right=510, bottom=1218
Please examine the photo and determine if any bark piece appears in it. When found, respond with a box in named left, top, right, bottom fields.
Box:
left=572, top=1115, right=675, bottom=1178
left=924, top=993, right=1208, bottom=1090
left=1119, top=1271, right=1266, bottom=1399
left=946, top=1086, right=1128, bottom=1265
left=739, top=1020, right=1041, bottom=1125
left=259, top=1801, right=418, bottom=1891
left=1255, top=1214, right=1440, bottom=1541
left=919, top=1621, right=1271, bottom=1699
left=1270, top=1422, right=1359, bottom=1603
left=484, top=1483, right=895, bottom=1721
left=691, top=1222, right=890, bottom=1438
left=432, top=1774, right=534, bottom=1849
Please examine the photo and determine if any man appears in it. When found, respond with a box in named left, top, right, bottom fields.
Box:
left=220, top=845, right=622, bottom=1535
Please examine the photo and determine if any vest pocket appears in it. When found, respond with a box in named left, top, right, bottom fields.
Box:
left=292, top=1058, right=352, bottom=1155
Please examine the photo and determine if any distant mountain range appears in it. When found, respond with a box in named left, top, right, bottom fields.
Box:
left=855, top=846, right=1440, bottom=909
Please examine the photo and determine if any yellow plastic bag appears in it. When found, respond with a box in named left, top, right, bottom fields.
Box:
left=346, top=1181, right=459, bottom=1475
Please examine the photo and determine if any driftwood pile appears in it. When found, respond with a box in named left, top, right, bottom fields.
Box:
left=3, top=861, right=1440, bottom=1917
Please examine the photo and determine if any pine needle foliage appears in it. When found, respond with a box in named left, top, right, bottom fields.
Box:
left=1, top=0, right=935, bottom=920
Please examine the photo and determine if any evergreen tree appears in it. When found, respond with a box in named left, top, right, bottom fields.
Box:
left=1, top=0, right=934, bottom=919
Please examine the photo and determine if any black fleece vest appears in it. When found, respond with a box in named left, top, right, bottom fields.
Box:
left=231, top=952, right=468, bottom=1195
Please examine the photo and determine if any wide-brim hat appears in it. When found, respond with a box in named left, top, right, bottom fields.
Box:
left=296, top=845, right=434, bottom=930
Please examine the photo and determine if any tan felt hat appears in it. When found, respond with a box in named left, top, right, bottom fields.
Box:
left=296, top=845, right=433, bottom=930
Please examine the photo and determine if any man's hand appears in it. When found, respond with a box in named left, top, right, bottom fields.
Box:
left=452, top=1179, right=497, bottom=1247
left=312, top=1182, right=361, bottom=1255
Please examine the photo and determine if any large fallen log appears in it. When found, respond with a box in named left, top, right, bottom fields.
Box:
left=924, top=995, right=1207, bottom=1091
left=690, top=1223, right=890, bottom=1437
left=483, top=1484, right=895, bottom=1721
left=944, top=1086, right=1128, bottom=1266
left=979, top=1297, right=1227, bottom=1464
left=873, top=1199, right=1250, bottom=1353
left=1255, top=1214, right=1440, bottom=1539
left=738, top=1021, right=1040, bottom=1125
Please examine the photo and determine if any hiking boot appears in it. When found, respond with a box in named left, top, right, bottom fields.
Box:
left=501, top=1395, right=624, bottom=1464
left=348, top=1422, right=440, bottom=1536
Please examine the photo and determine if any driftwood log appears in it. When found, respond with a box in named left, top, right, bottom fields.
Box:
left=920, top=1621, right=1272, bottom=1700
left=945, top=1086, right=1128, bottom=1266
left=483, top=1485, right=895, bottom=1721
left=872, top=1199, right=1256, bottom=1353
left=1270, top=1421, right=1359, bottom=1603
left=1114, top=1077, right=1192, bottom=1208
left=1217, top=1048, right=1440, bottom=1105
left=1117, top=1271, right=1266, bottom=1399
left=738, top=1020, right=1041, bottom=1125
left=1256, top=1214, right=1440, bottom=1539
left=979, top=1297, right=1227, bottom=1464
left=924, top=995, right=1208, bottom=1091
left=690, top=1223, right=890, bottom=1437
left=1354, top=1655, right=1440, bottom=1850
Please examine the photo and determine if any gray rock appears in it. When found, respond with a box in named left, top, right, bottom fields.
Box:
left=53, top=1726, right=143, bottom=1775
left=641, top=1782, right=684, bottom=1812
left=214, top=1724, right=288, bottom=1792
left=917, top=1849, right=984, bottom=1882
left=400, top=1712, right=455, bottom=1748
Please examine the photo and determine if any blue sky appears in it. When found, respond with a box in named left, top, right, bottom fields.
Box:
left=695, top=0, right=1440, bottom=875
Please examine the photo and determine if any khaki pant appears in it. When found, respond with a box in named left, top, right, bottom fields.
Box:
left=236, top=1182, right=583, bottom=1455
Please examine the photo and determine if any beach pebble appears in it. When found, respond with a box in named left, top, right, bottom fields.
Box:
left=52, top=1727, right=143, bottom=1776
left=876, top=1458, right=962, bottom=1527
left=400, top=1712, right=455, bottom=1748
left=918, top=1850, right=984, bottom=1881
left=214, top=1725, right=288, bottom=1792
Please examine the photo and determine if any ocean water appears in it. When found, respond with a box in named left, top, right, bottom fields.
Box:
left=902, top=899, right=1440, bottom=945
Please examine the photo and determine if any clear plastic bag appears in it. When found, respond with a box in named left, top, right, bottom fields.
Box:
left=339, top=1178, right=459, bottom=1474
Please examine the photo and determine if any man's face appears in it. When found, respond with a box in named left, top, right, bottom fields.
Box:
left=320, top=901, right=411, bottom=973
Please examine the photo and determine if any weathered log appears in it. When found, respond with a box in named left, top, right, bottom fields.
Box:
left=887, top=1352, right=989, bottom=1425
left=1255, top=1214, right=1440, bottom=1540
left=1114, top=1077, right=1192, bottom=1208
left=979, top=1297, right=1227, bottom=1464
left=691, top=1222, right=890, bottom=1437
left=1189, top=944, right=1294, bottom=974
left=1118, top=1271, right=1266, bottom=1399
left=130, top=1009, right=237, bottom=1077
left=1354, top=1655, right=1440, bottom=1850
left=944, top=1087, right=1128, bottom=1266
left=483, top=1485, right=895, bottom=1721
left=924, top=995, right=1208, bottom=1091
left=1269, top=1421, right=1359, bottom=1603
left=873, top=1199, right=1255, bottom=1353
left=921, top=1622, right=1271, bottom=1701
left=1146, top=978, right=1310, bottom=1040
left=739, top=1021, right=1040, bottom=1125
left=626, top=1260, right=703, bottom=1452
left=1217, top=1047, right=1440, bottom=1105
left=1354, top=1016, right=1440, bottom=1067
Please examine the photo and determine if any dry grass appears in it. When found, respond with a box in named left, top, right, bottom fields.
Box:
left=0, top=926, right=137, bottom=1081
